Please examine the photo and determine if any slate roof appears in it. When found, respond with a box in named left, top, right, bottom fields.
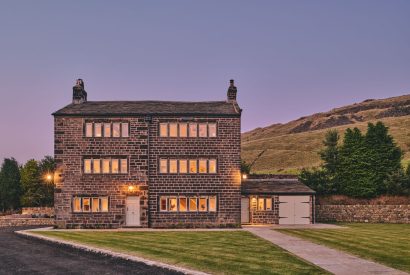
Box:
left=241, top=178, right=316, bottom=195
left=52, top=101, right=241, bottom=117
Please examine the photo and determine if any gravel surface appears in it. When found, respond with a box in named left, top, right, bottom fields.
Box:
left=0, top=226, right=182, bottom=275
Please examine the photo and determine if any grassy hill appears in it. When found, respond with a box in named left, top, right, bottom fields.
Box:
left=242, top=94, right=410, bottom=174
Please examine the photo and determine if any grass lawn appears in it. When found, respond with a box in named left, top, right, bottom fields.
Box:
left=277, top=223, right=410, bottom=273
left=32, top=230, right=326, bottom=275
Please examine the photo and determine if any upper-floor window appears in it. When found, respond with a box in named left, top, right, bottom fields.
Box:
left=85, top=122, right=129, bottom=138
left=159, top=195, right=217, bottom=212
left=83, top=158, right=128, bottom=174
left=159, top=158, right=217, bottom=174
left=159, top=122, right=217, bottom=138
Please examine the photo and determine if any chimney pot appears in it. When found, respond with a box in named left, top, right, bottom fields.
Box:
left=227, top=79, right=237, bottom=102
left=72, top=79, right=87, bottom=104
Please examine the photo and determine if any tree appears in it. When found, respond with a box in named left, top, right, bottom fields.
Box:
left=319, top=130, right=340, bottom=177
left=20, top=159, right=42, bottom=207
left=241, top=160, right=251, bottom=174
left=0, top=158, right=21, bottom=211
left=38, top=156, right=55, bottom=206
left=299, top=168, right=330, bottom=195
left=383, top=169, right=410, bottom=195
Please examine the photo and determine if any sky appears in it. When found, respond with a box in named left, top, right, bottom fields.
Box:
left=0, top=0, right=410, bottom=163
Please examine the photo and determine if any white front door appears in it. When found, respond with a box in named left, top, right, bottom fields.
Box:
left=279, top=196, right=310, bottom=225
left=241, top=197, right=250, bottom=223
left=126, top=196, right=141, bottom=226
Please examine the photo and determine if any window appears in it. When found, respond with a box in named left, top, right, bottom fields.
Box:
left=258, top=198, right=265, bottom=211
left=160, top=197, right=167, bottom=211
left=103, top=159, right=110, bottom=174
left=189, top=197, right=197, bottom=211
left=160, top=123, right=168, bottom=137
left=73, top=197, right=82, bottom=212
left=179, top=197, right=187, bottom=212
left=189, top=123, right=197, bottom=137
left=179, top=123, right=187, bottom=137
left=83, top=198, right=91, bottom=212
left=112, top=159, right=119, bottom=173
left=198, top=123, right=207, bottom=137
left=93, top=159, right=101, bottom=174
left=209, top=196, right=217, bottom=212
left=169, top=198, right=177, bottom=211
left=120, top=159, right=128, bottom=173
left=85, top=123, right=93, bottom=137
left=266, top=198, right=272, bottom=210
left=169, top=159, right=177, bottom=173
left=73, top=197, right=109, bottom=213
left=179, top=160, right=187, bottom=173
left=169, top=123, right=178, bottom=137
left=199, top=197, right=207, bottom=211
left=209, top=159, right=217, bottom=173
left=208, top=123, right=217, bottom=137
left=160, top=159, right=168, bottom=173
left=84, top=159, right=92, bottom=174
left=104, top=123, right=111, bottom=137
left=189, top=160, right=197, bottom=173
left=113, top=123, right=121, bottom=137
left=94, top=123, right=102, bottom=137
left=121, top=123, right=129, bottom=137
left=199, top=159, right=207, bottom=173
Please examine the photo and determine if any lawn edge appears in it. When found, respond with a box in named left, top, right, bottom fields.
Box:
left=15, top=229, right=210, bottom=275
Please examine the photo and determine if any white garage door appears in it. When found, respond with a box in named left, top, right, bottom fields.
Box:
left=279, top=196, right=310, bottom=225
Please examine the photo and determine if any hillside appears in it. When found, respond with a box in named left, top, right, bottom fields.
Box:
left=242, top=94, right=410, bottom=174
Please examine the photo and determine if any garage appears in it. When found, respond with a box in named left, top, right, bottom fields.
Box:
left=241, top=176, right=316, bottom=225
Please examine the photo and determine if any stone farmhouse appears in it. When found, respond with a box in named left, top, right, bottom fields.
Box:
left=52, top=79, right=315, bottom=228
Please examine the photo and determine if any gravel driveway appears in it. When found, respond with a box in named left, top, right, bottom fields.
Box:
left=0, top=226, right=182, bottom=275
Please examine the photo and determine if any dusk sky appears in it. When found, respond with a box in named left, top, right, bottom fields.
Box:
left=1, top=1, right=410, bottom=163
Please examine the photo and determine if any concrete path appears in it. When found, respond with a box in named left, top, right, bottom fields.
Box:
left=244, top=226, right=407, bottom=275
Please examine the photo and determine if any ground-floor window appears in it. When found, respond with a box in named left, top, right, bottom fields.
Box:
left=159, top=195, right=217, bottom=212
left=257, top=197, right=273, bottom=211
left=73, top=196, right=109, bottom=213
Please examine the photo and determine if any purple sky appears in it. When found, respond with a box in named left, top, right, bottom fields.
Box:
left=1, top=1, right=410, bottom=163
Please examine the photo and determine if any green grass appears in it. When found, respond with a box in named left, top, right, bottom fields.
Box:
left=277, top=223, right=410, bottom=273
left=33, top=230, right=326, bottom=275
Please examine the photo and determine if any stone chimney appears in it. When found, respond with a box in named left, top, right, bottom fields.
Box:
left=72, top=79, right=87, bottom=104
left=227, top=79, right=237, bottom=102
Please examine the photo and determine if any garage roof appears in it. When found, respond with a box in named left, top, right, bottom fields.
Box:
left=241, top=178, right=316, bottom=195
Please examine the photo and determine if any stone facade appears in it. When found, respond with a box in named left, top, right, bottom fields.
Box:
left=53, top=80, right=241, bottom=229
left=316, top=205, right=410, bottom=224
left=248, top=195, right=280, bottom=224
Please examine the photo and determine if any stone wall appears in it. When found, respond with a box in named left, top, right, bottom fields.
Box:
left=316, top=205, right=410, bottom=223
left=247, top=195, right=279, bottom=224
left=0, top=218, right=54, bottom=228
left=22, top=207, right=54, bottom=217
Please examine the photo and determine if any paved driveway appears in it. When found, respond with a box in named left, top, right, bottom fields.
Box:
left=0, top=226, right=181, bottom=275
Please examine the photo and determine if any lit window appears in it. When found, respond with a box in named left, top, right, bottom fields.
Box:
left=83, top=198, right=91, bottom=212
left=111, top=159, right=119, bottom=173
left=198, top=123, right=207, bottom=137
left=179, top=123, right=187, bottom=137
left=94, top=123, right=102, bottom=137
left=189, top=123, right=197, bottom=137
left=189, top=197, right=197, bottom=211
left=208, top=123, right=217, bottom=137
left=93, top=159, right=101, bottom=174
left=113, top=123, right=121, bottom=137
left=209, top=159, right=217, bottom=173
left=258, top=198, right=265, bottom=211
left=104, top=123, right=111, bottom=137
left=159, top=123, right=168, bottom=137
left=73, top=197, right=81, bottom=212
left=266, top=198, right=272, bottom=210
left=169, top=123, right=178, bottom=137
left=160, top=197, right=167, bottom=211
left=100, top=197, right=109, bottom=212
left=84, top=159, right=92, bottom=174
left=209, top=196, right=217, bottom=212
left=179, top=197, right=187, bottom=212
left=169, top=198, right=177, bottom=211
left=179, top=160, right=187, bottom=173
left=121, top=123, right=129, bottom=137
left=199, top=197, right=207, bottom=211
left=199, top=159, right=207, bottom=173
left=169, top=159, right=178, bottom=173
left=85, top=123, right=93, bottom=137
left=120, top=159, right=128, bottom=173
left=92, top=198, right=100, bottom=212
left=189, top=160, right=197, bottom=173
left=160, top=159, right=168, bottom=173
left=103, top=159, right=110, bottom=174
